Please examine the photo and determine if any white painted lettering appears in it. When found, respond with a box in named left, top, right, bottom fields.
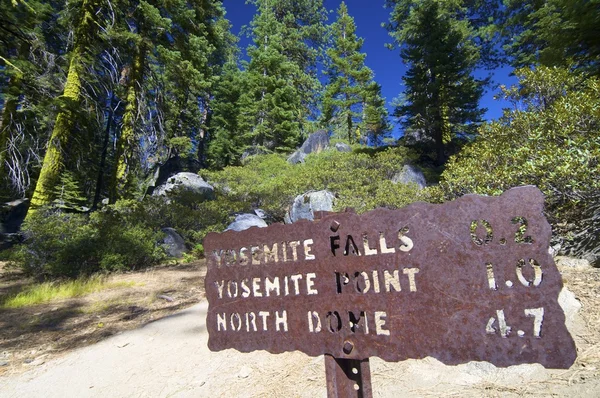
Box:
left=263, top=243, right=279, bottom=263
left=290, top=274, right=303, bottom=295
left=258, top=311, right=270, bottom=331
left=379, top=232, right=395, bottom=254
left=265, top=276, right=280, bottom=297
left=227, top=280, right=238, bottom=298
left=304, top=239, right=315, bottom=260
left=215, top=280, right=225, bottom=299
left=308, top=311, right=322, bottom=333
left=275, top=310, right=288, bottom=332
left=363, top=234, right=378, bottom=256
left=372, top=270, right=381, bottom=293
left=403, top=267, right=419, bottom=292
left=252, top=277, right=263, bottom=297
left=217, top=313, right=226, bottom=331
left=384, top=270, right=401, bottom=292
left=306, top=273, right=318, bottom=295
left=230, top=313, right=242, bottom=331
left=289, top=241, right=300, bottom=261
left=375, top=311, right=390, bottom=336
left=241, top=279, right=251, bottom=298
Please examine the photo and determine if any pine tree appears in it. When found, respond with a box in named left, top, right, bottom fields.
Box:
left=26, top=0, right=108, bottom=215
left=206, top=59, right=246, bottom=168
left=502, top=0, right=600, bottom=75
left=0, top=0, right=62, bottom=200
left=236, top=1, right=304, bottom=153
left=107, top=0, right=234, bottom=202
left=321, top=2, right=389, bottom=145
left=387, top=0, right=485, bottom=166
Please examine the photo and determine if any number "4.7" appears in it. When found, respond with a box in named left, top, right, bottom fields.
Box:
left=486, top=308, right=544, bottom=338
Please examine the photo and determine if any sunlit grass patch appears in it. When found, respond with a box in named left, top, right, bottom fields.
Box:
left=0, top=276, right=137, bottom=309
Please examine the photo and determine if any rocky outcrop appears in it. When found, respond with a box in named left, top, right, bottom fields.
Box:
left=391, top=165, right=427, bottom=189
left=287, top=130, right=330, bottom=164
left=285, top=190, right=335, bottom=224
left=152, top=172, right=214, bottom=202
left=334, top=142, right=352, bottom=152
left=226, top=214, right=268, bottom=232
left=161, top=228, right=186, bottom=258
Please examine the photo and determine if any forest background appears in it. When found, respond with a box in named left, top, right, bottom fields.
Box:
left=0, top=0, right=599, bottom=279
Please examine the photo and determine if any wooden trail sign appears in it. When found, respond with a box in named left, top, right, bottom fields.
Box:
left=203, top=186, right=576, bottom=395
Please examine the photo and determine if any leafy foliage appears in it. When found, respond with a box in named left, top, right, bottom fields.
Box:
left=387, top=0, right=486, bottom=165
left=321, top=2, right=389, bottom=145
left=202, top=146, right=426, bottom=219
left=502, top=0, right=600, bottom=75
left=439, top=67, right=600, bottom=219
left=12, top=205, right=166, bottom=279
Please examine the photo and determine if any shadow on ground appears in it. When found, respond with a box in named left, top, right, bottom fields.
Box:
left=0, top=261, right=206, bottom=373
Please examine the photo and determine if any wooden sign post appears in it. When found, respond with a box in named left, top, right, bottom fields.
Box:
left=203, top=186, right=576, bottom=397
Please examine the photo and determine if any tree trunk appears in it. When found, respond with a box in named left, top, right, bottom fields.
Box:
left=26, top=0, right=100, bottom=217
left=92, top=92, right=115, bottom=209
left=109, top=46, right=145, bottom=203
left=345, top=93, right=352, bottom=143
left=27, top=48, right=83, bottom=214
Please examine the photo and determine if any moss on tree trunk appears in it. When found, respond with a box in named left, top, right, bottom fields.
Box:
left=27, top=51, right=82, bottom=213
left=109, top=46, right=145, bottom=203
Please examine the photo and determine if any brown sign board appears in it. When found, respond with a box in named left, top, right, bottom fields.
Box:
left=203, top=186, right=576, bottom=369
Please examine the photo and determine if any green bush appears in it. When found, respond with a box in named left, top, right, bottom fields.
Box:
left=12, top=205, right=166, bottom=279
left=202, top=145, right=429, bottom=218
left=438, top=67, right=600, bottom=217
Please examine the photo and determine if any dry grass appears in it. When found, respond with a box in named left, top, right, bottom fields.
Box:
left=0, top=276, right=136, bottom=309
left=0, top=261, right=206, bottom=376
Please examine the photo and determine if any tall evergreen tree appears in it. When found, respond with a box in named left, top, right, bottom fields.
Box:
left=27, top=0, right=108, bottom=214
left=206, top=58, right=245, bottom=168
left=237, top=2, right=302, bottom=152
left=502, top=0, right=600, bottom=75
left=230, top=0, right=326, bottom=155
left=107, top=0, right=234, bottom=202
left=321, top=2, right=389, bottom=145
left=0, top=0, right=62, bottom=199
left=387, top=0, right=485, bottom=165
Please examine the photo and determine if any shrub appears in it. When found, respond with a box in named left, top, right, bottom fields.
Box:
left=12, top=205, right=166, bottom=279
left=439, top=67, right=600, bottom=216
left=202, top=145, right=429, bottom=218
left=438, top=67, right=600, bottom=257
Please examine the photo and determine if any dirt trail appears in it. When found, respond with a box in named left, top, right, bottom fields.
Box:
left=1, top=259, right=599, bottom=397
left=0, top=300, right=598, bottom=397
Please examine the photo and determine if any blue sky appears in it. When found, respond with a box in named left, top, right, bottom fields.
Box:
left=222, top=0, right=517, bottom=137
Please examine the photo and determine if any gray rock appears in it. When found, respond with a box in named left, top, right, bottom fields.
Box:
left=286, top=190, right=336, bottom=224
left=152, top=172, right=214, bottom=202
left=241, top=147, right=269, bottom=163
left=334, top=142, right=352, bottom=152
left=391, top=165, right=427, bottom=189
left=237, top=365, right=252, bottom=379
left=559, top=287, right=585, bottom=336
left=287, top=130, right=330, bottom=164
left=0, top=360, right=8, bottom=367
left=161, top=228, right=186, bottom=258
left=226, top=214, right=268, bottom=232
left=253, top=209, right=267, bottom=219
left=0, top=198, right=28, bottom=234
left=559, top=194, right=600, bottom=266
left=555, top=256, right=591, bottom=268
